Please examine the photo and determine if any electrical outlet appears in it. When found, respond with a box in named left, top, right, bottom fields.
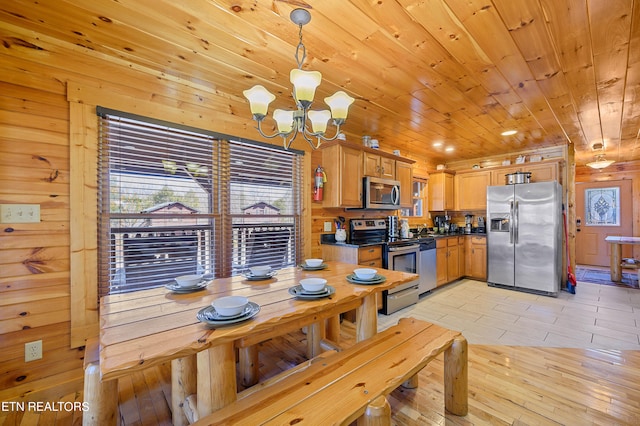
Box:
left=324, top=221, right=332, bottom=232
left=25, top=340, right=42, bottom=362
left=0, top=204, right=41, bottom=223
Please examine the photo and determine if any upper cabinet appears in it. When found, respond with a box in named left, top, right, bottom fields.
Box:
left=363, top=151, right=395, bottom=179
left=321, top=143, right=363, bottom=208
left=395, top=161, right=413, bottom=208
left=455, top=170, right=490, bottom=211
left=428, top=171, right=455, bottom=211
left=490, top=161, right=559, bottom=185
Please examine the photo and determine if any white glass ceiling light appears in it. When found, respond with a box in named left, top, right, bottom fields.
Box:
left=586, top=154, right=615, bottom=169
left=243, top=8, right=355, bottom=150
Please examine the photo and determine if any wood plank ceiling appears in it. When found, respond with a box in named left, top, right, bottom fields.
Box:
left=3, top=0, right=639, bottom=167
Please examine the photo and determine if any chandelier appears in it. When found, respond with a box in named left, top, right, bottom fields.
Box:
left=586, top=154, right=615, bottom=169
left=243, top=8, right=355, bottom=150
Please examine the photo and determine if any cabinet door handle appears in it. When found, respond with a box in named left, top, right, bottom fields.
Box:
left=368, top=248, right=375, bottom=253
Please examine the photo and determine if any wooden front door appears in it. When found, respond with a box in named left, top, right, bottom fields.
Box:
left=575, top=180, right=633, bottom=266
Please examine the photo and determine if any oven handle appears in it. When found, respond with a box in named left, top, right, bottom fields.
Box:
left=387, top=244, right=420, bottom=252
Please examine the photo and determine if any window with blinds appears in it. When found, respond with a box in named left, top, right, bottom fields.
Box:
left=97, top=107, right=303, bottom=296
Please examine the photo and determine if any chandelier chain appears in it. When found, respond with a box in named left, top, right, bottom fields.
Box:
left=294, top=23, right=306, bottom=69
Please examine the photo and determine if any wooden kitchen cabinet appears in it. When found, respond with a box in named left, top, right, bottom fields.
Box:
left=527, top=162, right=558, bottom=182
left=490, top=161, right=559, bottom=185
left=435, top=236, right=463, bottom=286
left=465, top=236, right=486, bottom=280
left=363, top=151, right=395, bottom=179
left=428, top=171, right=455, bottom=211
left=321, top=143, right=363, bottom=208
left=395, top=161, right=413, bottom=208
left=455, top=170, right=490, bottom=210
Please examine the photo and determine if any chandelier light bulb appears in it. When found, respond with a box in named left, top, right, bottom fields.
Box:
left=290, top=69, right=322, bottom=106
left=243, top=85, right=275, bottom=119
left=308, top=110, right=331, bottom=133
left=273, top=109, right=295, bottom=134
left=325, top=91, right=355, bottom=122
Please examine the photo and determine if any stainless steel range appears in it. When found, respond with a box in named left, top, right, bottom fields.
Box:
left=349, top=218, right=422, bottom=315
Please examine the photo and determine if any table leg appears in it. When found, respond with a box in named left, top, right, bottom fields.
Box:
left=611, top=242, right=622, bottom=281
left=356, top=294, right=377, bottom=342
left=326, top=315, right=341, bottom=344
left=82, top=365, right=118, bottom=425
left=444, top=335, right=468, bottom=416
left=239, top=346, right=259, bottom=387
left=197, top=343, right=236, bottom=418
left=171, top=355, right=197, bottom=426
left=306, top=321, right=323, bottom=358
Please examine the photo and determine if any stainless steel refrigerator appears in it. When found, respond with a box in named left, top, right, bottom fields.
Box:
left=487, top=181, right=562, bottom=296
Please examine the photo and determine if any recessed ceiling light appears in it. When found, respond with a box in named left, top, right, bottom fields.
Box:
left=501, top=130, right=517, bottom=136
left=445, top=147, right=454, bottom=152
left=432, top=141, right=443, bottom=147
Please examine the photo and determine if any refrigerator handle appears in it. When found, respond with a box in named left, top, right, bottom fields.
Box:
left=514, top=200, right=519, bottom=244
left=509, top=200, right=514, bottom=244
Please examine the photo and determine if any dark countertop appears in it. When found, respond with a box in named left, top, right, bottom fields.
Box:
left=320, top=232, right=486, bottom=247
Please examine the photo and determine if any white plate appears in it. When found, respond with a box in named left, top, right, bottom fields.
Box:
left=288, top=285, right=335, bottom=299
left=345, top=274, right=386, bottom=285
left=165, top=281, right=208, bottom=293
left=299, top=263, right=328, bottom=271
left=242, top=270, right=278, bottom=281
left=197, top=301, right=260, bottom=326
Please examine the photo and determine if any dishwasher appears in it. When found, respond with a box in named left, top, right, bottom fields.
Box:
left=418, top=237, right=437, bottom=294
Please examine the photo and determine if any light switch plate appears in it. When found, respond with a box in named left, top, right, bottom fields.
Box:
left=324, top=221, right=333, bottom=232
left=0, top=204, right=41, bottom=223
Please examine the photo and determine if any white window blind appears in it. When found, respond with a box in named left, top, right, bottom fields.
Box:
left=97, top=108, right=303, bottom=296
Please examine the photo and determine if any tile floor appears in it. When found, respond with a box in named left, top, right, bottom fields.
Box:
left=377, top=277, right=640, bottom=349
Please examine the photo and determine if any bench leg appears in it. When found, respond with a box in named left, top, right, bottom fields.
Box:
left=83, top=363, right=118, bottom=426
left=356, top=395, right=391, bottom=426
left=444, top=335, right=468, bottom=416
left=401, top=374, right=419, bottom=389
left=197, top=343, right=237, bottom=418
left=239, top=345, right=259, bottom=387
left=172, top=355, right=196, bottom=426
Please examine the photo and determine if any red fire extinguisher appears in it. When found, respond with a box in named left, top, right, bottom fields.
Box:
left=313, top=165, right=326, bottom=201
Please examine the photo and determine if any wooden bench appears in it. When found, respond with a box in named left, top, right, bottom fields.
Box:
left=191, top=317, right=467, bottom=425
left=82, top=337, right=118, bottom=426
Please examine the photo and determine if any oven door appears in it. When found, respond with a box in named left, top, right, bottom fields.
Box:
left=385, top=243, right=419, bottom=274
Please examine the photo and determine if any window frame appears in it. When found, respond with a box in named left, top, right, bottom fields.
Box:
left=97, top=107, right=304, bottom=296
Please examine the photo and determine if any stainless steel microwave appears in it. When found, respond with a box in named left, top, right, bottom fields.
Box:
left=363, top=176, right=401, bottom=210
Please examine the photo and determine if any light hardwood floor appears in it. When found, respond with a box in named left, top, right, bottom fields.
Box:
left=3, top=279, right=640, bottom=425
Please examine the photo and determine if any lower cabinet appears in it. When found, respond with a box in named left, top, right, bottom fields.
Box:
left=465, top=236, right=486, bottom=280
left=436, top=237, right=463, bottom=286
left=437, top=235, right=485, bottom=285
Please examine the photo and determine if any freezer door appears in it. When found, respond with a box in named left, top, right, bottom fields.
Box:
left=514, top=182, right=561, bottom=293
left=487, top=185, right=515, bottom=286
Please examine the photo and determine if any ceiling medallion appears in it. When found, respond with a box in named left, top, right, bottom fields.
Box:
left=243, top=8, right=354, bottom=150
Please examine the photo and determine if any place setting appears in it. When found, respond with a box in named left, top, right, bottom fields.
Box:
left=345, top=268, right=387, bottom=285
left=241, top=265, right=278, bottom=281
left=298, top=258, right=328, bottom=271
left=197, top=295, right=260, bottom=326
left=165, top=274, right=209, bottom=293
left=288, top=278, right=335, bottom=300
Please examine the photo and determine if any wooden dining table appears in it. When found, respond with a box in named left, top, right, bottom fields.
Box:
left=97, top=261, right=418, bottom=424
